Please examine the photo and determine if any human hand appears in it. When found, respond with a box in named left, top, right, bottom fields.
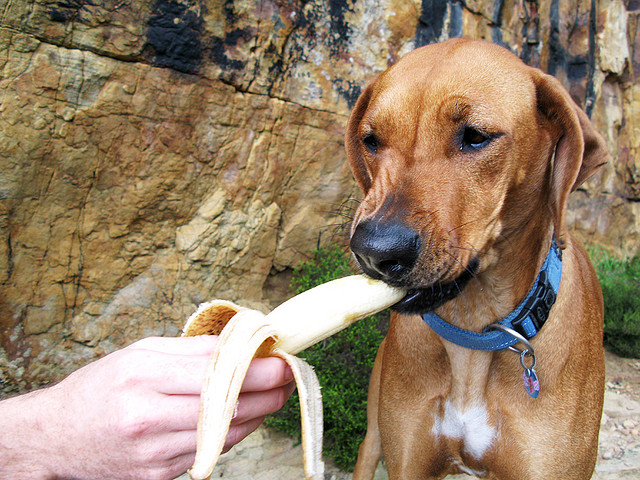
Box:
left=0, top=335, right=295, bottom=480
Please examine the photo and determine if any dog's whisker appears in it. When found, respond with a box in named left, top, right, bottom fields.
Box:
left=445, top=251, right=473, bottom=275
left=445, top=251, right=482, bottom=293
left=449, top=244, right=497, bottom=259
left=453, top=279, right=464, bottom=297
left=447, top=217, right=485, bottom=234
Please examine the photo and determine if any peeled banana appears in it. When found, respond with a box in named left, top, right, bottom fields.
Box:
left=182, top=275, right=405, bottom=480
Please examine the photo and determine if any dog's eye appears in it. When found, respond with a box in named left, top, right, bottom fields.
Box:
left=362, top=133, right=379, bottom=154
left=461, top=126, right=491, bottom=151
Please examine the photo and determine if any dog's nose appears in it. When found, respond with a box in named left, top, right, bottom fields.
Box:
left=350, top=220, right=421, bottom=281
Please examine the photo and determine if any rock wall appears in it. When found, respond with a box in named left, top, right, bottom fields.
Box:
left=1, top=0, right=639, bottom=390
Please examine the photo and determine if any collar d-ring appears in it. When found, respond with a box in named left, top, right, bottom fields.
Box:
left=484, top=322, right=535, bottom=357
left=519, top=349, right=536, bottom=370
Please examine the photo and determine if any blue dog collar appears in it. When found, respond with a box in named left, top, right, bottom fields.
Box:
left=421, top=240, right=562, bottom=351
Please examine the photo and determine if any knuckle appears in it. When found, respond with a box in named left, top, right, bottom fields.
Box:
left=263, top=389, right=284, bottom=415
left=258, top=357, right=288, bottom=389
left=261, top=384, right=291, bottom=415
left=270, top=385, right=290, bottom=413
left=129, top=336, right=162, bottom=350
left=111, top=350, right=154, bottom=390
left=114, top=407, right=152, bottom=440
left=264, top=368, right=284, bottom=389
left=276, top=385, right=291, bottom=410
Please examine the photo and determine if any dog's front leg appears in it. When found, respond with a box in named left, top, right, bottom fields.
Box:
left=353, top=340, right=386, bottom=480
left=376, top=319, right=453, bottom=480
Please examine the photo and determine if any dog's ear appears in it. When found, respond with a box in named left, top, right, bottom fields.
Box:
left=533, top=71, right=609, bottom=249
left=346, top=83, right=374, bottom=192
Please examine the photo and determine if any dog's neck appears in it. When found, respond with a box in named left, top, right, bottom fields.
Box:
left=434, top=223, right=557, bottom=334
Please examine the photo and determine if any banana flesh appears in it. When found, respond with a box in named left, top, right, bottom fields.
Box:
left=182, top=275, right=405, bottom=480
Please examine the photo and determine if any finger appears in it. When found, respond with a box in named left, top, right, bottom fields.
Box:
left=157, top=452, right=196, bottom=480
left=241, top=356, right=294, bottom=392
left=145, top=352, right=211, bottom=395
left=151, top=394, right=201, bottom=432
left=144, top=344, right=292, bottom=396
left=155, top=354, right=293, bottom=399
left=150, top=379, right=294, bottom=436
left=150, top=429, right=198, bottom=461
left=232, top=381, right=296, bottom=425
left=134, top=430, right=197, bottom=476
left=129, top=335, right=218, bottom=356
left=223, top=416, right=266, bottom=453
left=158, top=349, right=293, bottom=394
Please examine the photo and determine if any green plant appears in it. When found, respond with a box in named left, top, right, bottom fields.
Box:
left=265, top=245, right=387, bottom=470
left=592, top=248, right=640, bottom=358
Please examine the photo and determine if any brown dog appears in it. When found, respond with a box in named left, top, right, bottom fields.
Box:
left=347, top=39, right=609, bottom=480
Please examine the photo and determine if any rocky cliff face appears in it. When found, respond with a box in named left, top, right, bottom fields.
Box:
left=1, top=0, right=638, bottom=390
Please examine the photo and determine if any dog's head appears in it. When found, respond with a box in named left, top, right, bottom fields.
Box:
left=346, top=38, right=608, bottom=314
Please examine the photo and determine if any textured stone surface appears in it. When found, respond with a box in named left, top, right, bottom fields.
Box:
left=0, top=0, right=639, bottom=395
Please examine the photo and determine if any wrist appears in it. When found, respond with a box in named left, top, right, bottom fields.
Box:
left=0, top=387, right=64, bottom=479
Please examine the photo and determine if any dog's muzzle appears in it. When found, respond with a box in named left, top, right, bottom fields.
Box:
left=350, top=219, right=479, bottom=314
left=350, top=220, right=421, bottom=283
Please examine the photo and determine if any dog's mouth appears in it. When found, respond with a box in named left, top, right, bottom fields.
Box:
left=391, top=257, right=480, bottom=314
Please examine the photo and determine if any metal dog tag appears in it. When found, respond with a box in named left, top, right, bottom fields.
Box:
left=521, top=350, right=540, bottom=398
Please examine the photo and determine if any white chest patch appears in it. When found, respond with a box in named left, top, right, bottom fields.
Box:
left=432, top=401, right=496, bottom=460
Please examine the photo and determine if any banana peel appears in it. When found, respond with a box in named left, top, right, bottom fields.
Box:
left=182, top=275, right=405, bottom=480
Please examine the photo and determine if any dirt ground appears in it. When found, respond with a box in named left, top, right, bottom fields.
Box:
left=605, top=350, right=640, bottom=403
left=594, top=351, right=640, bottom=480
left=188, top=350, right=640, bottom=480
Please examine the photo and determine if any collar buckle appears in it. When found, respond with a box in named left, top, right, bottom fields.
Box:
left=510, top=269, right=558, bottom=339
